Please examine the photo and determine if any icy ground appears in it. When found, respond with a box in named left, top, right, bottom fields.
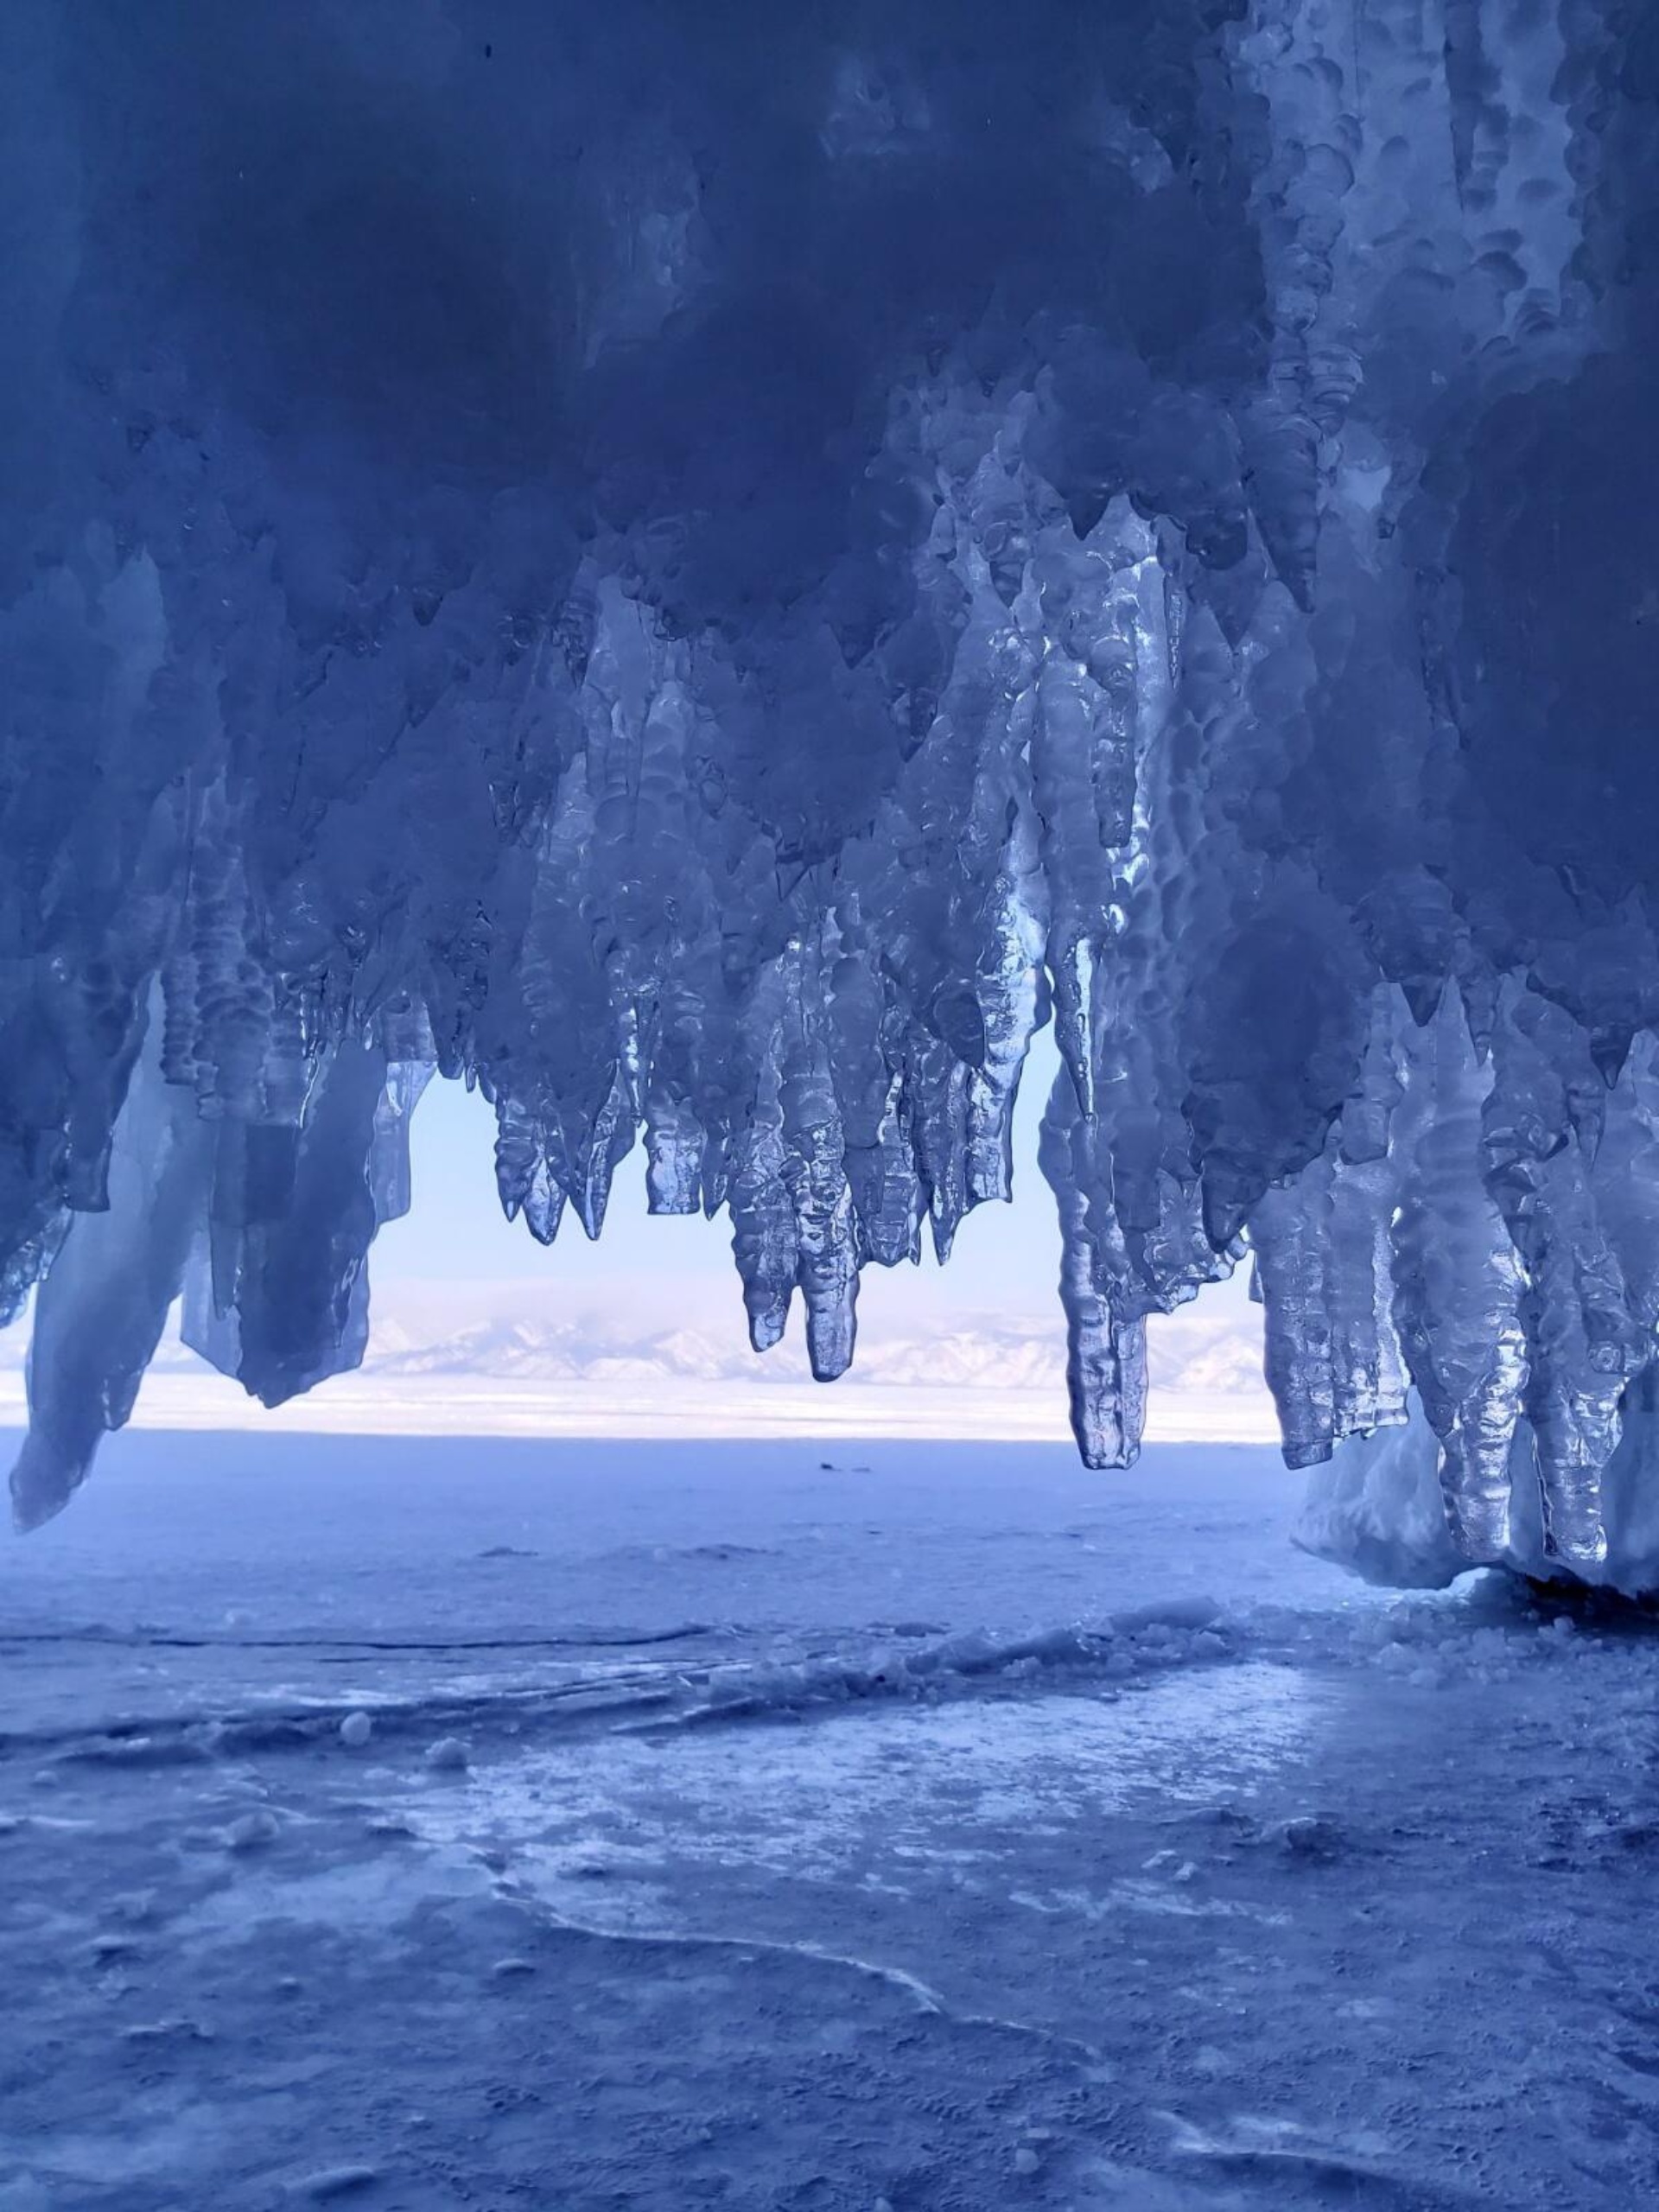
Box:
left=3, top=1440, right=1657, bottom=2210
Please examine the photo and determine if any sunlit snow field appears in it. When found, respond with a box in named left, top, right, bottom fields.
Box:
left=3, top=1437, right=1657, bottom=2210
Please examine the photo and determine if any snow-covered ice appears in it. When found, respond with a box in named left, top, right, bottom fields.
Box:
left=3, top=1433, right=1656, bottom=2209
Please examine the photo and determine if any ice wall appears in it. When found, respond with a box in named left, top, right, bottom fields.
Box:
left=3, top=1, right=1657, bottom=1587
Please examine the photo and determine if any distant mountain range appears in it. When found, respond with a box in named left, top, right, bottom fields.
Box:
left=0, top=1278, right=1275, bottom=1444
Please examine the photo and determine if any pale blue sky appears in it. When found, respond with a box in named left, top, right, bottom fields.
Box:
left=376, top=1031, right=1072, bottom=1326
left=376, top=1030, right=1261, bottom=1360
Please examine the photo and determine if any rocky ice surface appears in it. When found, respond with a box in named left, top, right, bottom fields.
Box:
left=4, top=1437, right=1658, bottom=2209
left=4, top=3, right=1659, bottom=1586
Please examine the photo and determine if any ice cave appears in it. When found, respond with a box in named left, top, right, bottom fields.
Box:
left=9, top=0, right=1659, bottom=1592
left=8, top=7, right=1659, bottom=2209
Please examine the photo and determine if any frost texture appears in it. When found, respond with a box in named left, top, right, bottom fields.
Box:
left=3, top=2, right=1659, bottom=1586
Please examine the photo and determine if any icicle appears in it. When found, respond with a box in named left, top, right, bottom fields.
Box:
left=11, top=1001, right=213, bottom=1528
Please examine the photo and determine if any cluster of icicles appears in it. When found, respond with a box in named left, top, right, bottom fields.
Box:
left=4, top=0, right=1658, bottom=1593
left=10, top=492, right=1656, bottom=1586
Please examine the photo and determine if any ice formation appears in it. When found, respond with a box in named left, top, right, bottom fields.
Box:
left=3, top=2, right=1658, bottom=1587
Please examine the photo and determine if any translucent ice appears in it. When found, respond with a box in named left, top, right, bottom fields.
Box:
left=3, top=3, right=1658, bottom=1590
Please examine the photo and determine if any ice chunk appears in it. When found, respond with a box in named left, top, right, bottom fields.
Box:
left=224, top=1809, right=281, bottom=1853
left=290, top=2168, right=381, bottom=2203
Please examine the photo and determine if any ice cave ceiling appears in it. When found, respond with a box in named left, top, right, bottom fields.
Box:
left=3, top=0, right=1659, bottom=1584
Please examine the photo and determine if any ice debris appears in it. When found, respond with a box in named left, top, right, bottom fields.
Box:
left=120, top=2018, right=212, bottom=2046
left=339, top=1712, right=373, bottom=1750
left=3, top=5, right=1659, bottom=1590
left=224, top=1809, right=281, bottom=1853
left=290, top=2168, right=381, bottom=2204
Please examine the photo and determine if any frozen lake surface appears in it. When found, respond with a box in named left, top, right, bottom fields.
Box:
left=3, top=1436, right=1657, bottom=2209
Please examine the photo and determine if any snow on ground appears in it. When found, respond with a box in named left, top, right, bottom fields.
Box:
left=3, top=1437, right=1658, bottom=2209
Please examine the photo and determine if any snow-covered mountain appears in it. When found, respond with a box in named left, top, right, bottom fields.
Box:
left=0, top=1276, right=1273, bottom=1444
left=219, top=1279, right=1261, bottom=1399
left=354, top=1299, right=1073, bottom=1392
